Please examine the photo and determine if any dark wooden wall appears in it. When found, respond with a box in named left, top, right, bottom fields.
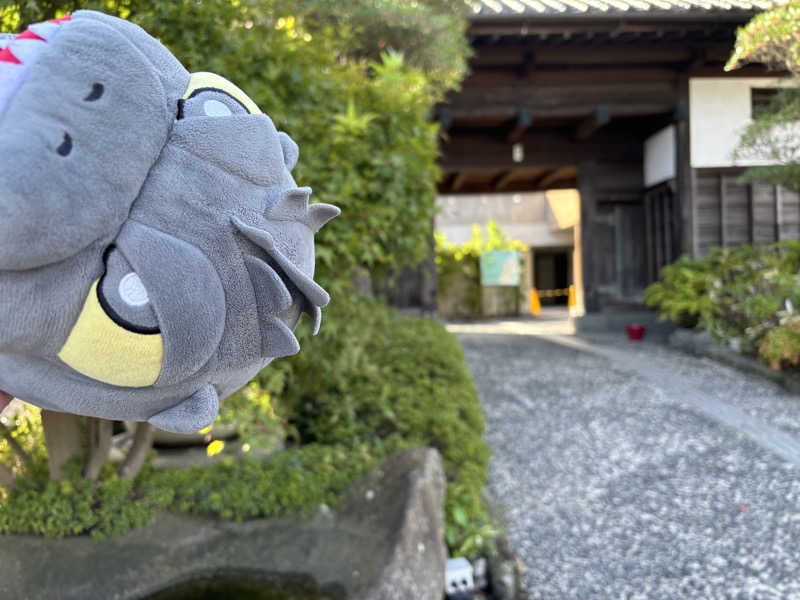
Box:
left=694, top=169, right=800, bottom=254
left=579, top=160, right=648, bottom=312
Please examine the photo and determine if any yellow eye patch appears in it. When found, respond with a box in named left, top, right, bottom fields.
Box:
left=58, top=280, right=163, bottom=388
left=183, top=72, right=262, bottom=115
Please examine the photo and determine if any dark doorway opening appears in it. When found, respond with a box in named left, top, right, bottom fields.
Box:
left=534, top=248, right=570, bottom=306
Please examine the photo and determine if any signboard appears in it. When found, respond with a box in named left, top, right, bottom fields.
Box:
left=480, top=250, right=520, bottom=286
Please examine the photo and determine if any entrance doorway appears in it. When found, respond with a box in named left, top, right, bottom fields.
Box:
left=533, top=248, right=571, bottom=306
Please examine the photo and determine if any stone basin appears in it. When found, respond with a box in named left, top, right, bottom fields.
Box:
left=0, top=448, right=446, bottom=600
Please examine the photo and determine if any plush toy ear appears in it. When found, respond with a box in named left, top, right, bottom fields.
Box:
left=278, top=131, right=299, bottom=171
left=147, top=385, right=218, bottom=434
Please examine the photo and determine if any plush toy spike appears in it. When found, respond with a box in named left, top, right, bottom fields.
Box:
left=244, top=256, right=294, bottom=315
left=307, top=204, right=342, bottom=233
left=268, top=187, right=313, bottom=222
left=260, top=318, right=301, bottom=358
left=231, top=216, right=331, bottom=308
left=304, top=303, right=323, bottom=336
left=147, top=384, right=219, bottom=434
left=0, top=18, right=69, bottom=113
left=0, top=11, right=339, bottom=433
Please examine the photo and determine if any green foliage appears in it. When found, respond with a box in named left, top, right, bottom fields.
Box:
left=0, top=457, right=164, bottom=538
left=726, top=1, right=800, bottom=191
left=300, top=0, right=471, bottom=93
left=0, top=441, right=388, bottom=539
left=642, top=254, right=715, bottom=328
left=726, top=1, right=800, bottom=75
left=436, top=221, right=528, bottom=318
left=0, top=0, right=468, bottom=293
left=644, top=241, right=800, bottom=354
left=733, top=88, right=800, bottom=191
left=759, top=317, right=800, bottom=371
left=0, top=300, right=492, bottom=556
left=255, top=295, right=493, bottom=557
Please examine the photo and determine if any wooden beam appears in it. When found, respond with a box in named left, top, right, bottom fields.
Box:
left=505, top=108, right=533, bottom=144
left=469, top=19, right=750, bottom=38
left=440, top=129, right=643, bottom=171
left=493, top=170, right=517, bottom=191
left=451, top=172, right=469, bottom=192
left=469, top=42, right=734, bottom=68
left=686, top=48, right=707, bottom=72
left=516, top=51, right=536, bottom=77
left=537, top=167, right=572, bottom=190
left=574, top=106, right=611, bottom=141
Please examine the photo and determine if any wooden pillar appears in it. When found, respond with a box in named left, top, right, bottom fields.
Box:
left=578, top=160, right=600, bottom=312
left=747, top=183, right=756, bottom=243
left=644, top=192, right=655, bottom=283
left=572, top=216, right=585, bottom=316
left=720, top=174, right=729, bottom=248
left=675, top=75, right=696, bottom=256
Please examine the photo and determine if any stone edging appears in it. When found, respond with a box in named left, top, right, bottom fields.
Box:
left=667, top=329, right=800, bottom=394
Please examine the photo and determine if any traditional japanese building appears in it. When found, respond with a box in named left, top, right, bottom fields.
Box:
left=436, top=0, right=794, bottom=320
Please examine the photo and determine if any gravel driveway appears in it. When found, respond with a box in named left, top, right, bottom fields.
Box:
left=452, top=321, right=800, bottom=599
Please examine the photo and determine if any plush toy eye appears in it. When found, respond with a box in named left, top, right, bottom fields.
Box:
left=203, top=98, right=232, bottom=117
left=177, top=88, right=250, bottom=120
left=179, top=71, right=261, bottom=118
left=57, top=248, right=163, bottom=388
left=97, top=248, right=159, bottom=334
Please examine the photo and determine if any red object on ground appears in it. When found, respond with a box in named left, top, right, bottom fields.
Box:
left=625, top=324, right=645, bottom=341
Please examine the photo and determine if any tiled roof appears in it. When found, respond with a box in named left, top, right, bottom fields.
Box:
left=470, top=0, right=773, bottom=17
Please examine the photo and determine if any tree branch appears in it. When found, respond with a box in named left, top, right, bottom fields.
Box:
left=83, top=418, right=112, bottom=481
left=0, top=461, right=15, bottom=489
left=41, top=410, right=85, bottom=481
left=118, top=423, right=154, bottom=481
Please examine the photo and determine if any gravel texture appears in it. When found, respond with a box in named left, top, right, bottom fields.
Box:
left=454, top=324, right=800, bottom=600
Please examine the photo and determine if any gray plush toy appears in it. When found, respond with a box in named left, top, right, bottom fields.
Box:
left=0, top=11, right=338, bottom=433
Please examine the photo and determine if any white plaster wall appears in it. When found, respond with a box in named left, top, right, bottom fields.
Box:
left=436, top=193, right=573, bottom=248
left=689, top=77, right=789, bottom=168
left=644, top=125, right=676, bottom=187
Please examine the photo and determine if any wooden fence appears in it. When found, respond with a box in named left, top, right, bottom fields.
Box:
left=695, top=168, right=800, bottom=255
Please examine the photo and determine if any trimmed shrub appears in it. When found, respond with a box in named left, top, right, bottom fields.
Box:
left=759, top=318, right=800, bottom=371
left=645, top=241, right=800, bottom=359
